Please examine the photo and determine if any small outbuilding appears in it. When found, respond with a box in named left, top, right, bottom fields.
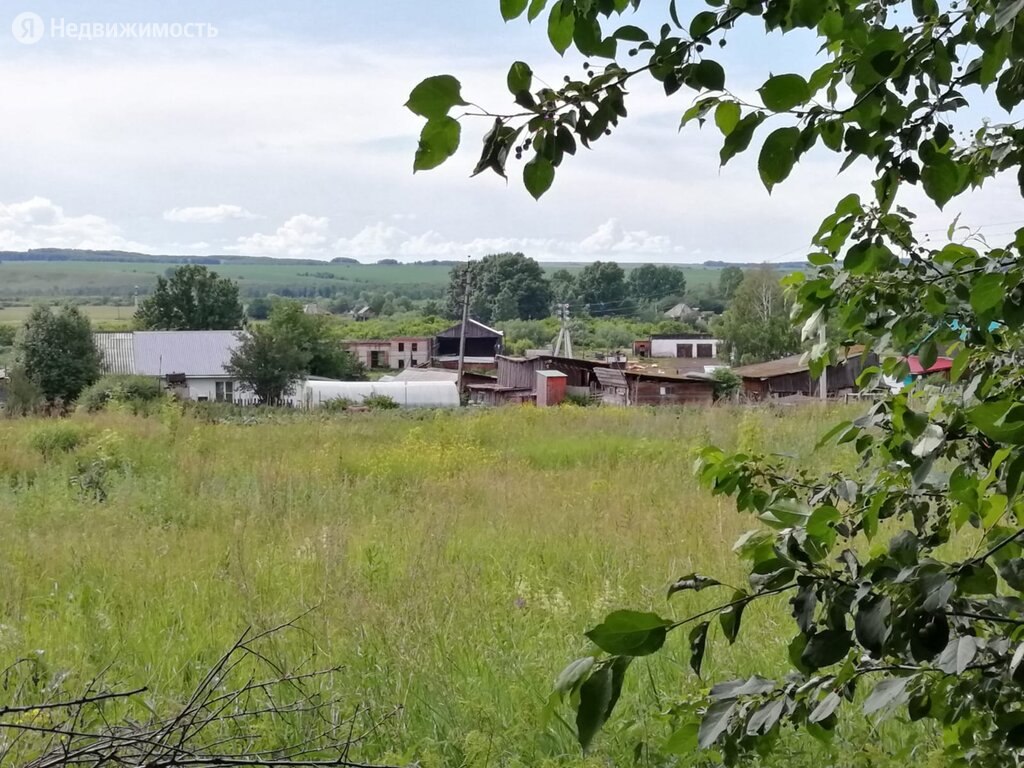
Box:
left=734, top=347, right=876, bottom=400
left=432, top=319, right=504, bottom=368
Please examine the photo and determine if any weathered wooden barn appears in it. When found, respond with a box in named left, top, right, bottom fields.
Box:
left=432, top=319, right=504, bottom=369
left=734, top=347, right=876, bottom=399
left=467, top=354, right=714, bottom=407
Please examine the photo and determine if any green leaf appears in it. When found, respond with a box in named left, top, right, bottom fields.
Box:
left=669, top=573, right=722, bottom=596
left=690, top=11, right=718, bottom=38
left=548, top=1, right=576, bottom=55
left=689, top=621, right=710, bottom=676
left=937, top=635, right=977, bottom=674
left=698, top=699, right=737, bottom=749
left=720, top=112, right=766, bottom=165
left=719, top=590, right=748, bottom=644
left=971, top=273, right=1006, bottom=315
left=862, top=677, right=912, bottom=715
left=585, top=610, right=671, bottom=656
left=808, top=691, right=842, bottom=723
left=968, top=401, right=1024, bottom=444
left=506, top=61, right=533, bottom=95
left=715, top=102, right=741, bottom=136
left=413, top=117, right=461, bottom=172
left=918, top=340, right=938, bottom=370
left=406, top=75, right=468, bottom=120
left=501, top=0, right=530, bottom=20
left=524, top=156, right=556, bottom=200
left=746, top=698, right=785, bottom=735
left=554, top=656, right=596, bottom=694
left=574, top=656, right=631, bottom=752
left=528, top=0, right=548, bottom=21
left=854, top=594, right=891, bottom=656
left=921, top=154, right=961, bottom=209
left=613, top=24, right=649, bottom=41
left=664, top=721, right=700, bottom=754
left=575, top=664, right=612, bottom=751
left=693, top=60, right=726, bottom=91
left=761, top=497, right=811, bottom=528
left=758, top=126, right=801, bottom=192
left=802, top=629, right=853, bottom=670
left=758, top=74, right=811, bottom=111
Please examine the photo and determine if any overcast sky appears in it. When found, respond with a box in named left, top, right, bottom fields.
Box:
left=1, top=1, right=1020, bottom=263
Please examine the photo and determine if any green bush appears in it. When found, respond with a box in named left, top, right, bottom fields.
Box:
left=563, top=392, right=594, bottom=407
left=28, top=423, right=88, bottom=458
left=711, top=367, right=742, bottom=401
left=363, top=394, right=399, bottom=411
left=77, top=375, right=164, bottom=413
left=5, top=367, right=43, bottom=417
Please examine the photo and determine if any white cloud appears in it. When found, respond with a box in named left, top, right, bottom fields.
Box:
left=163, top=204, right=256, bottom=223
left=329, top=218, right=687, bottom=263
left=0, top=197, right=146, bottom=251
left=234, top=214, right=331, bottom=257
left=578, top=219, right=678, bottom=255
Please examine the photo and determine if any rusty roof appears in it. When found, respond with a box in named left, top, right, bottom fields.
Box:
left=734, top=346, right=866, bottom=380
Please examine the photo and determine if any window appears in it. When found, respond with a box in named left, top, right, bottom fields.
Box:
left=660, top=386, right=668, bottom=396
left=398, top=342, right=405, bottom=352
left=215, top=381, right=234, bottom=403
left=411, top=358, right=418, bottom=367
left=398, top=359, right=405, bottom=369
left=412, top=342, right=418, bottom=351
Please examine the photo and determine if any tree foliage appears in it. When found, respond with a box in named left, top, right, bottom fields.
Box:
left=444, top=252, right=553, bottom=322
left=410, top=0, right=1024, bottom=762
left=575, top=260, right=628, bottom=310
left=267, top=301, right=366, bottom=381
left=224, top=326, right=305, bottom=406
left=718, top=266, right=745, bottom=302
left=627, top=263, right=687, bottom=304
left=714, top=266, right=801, bottom=364
left=135, top=265, right=244, bottom=331
left=16, top=304, right=101, bottom=405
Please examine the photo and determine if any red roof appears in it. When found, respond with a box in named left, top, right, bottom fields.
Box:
left=907, top=356, right=954, bottom=375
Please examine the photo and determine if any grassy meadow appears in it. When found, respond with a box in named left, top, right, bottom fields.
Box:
left=0, top=406, right=938, bottom=767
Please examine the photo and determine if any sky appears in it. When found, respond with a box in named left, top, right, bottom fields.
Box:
left=1, top=0, right=1021, bottom=264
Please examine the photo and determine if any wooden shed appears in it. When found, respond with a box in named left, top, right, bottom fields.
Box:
left=433, top=319, right=504, bottom=364
left=734, top=347, right=875, bottom=400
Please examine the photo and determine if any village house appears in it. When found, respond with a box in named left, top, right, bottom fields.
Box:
left=344, top=337, right=431, bottom=370
left=94, top=330, right=244, bottom=402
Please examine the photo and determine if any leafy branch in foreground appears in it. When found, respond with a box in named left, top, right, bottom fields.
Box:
left=0, top=619, right=399, bottom=768
left=409, top=0, right=1024, bottom=763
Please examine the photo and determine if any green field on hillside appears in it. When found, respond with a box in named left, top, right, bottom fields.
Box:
left=0, top=406, right=934, bottom=768
left=0, top=260, right=725, bottom=301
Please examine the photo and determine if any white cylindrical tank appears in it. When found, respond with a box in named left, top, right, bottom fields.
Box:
left=298, top=380, right=460, bottom=409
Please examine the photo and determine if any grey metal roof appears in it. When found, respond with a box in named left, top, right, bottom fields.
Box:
left=391, top=368, right=459, bottom=383
left=133, top=331, right=241, bottom=377
left=95, top=332, right=136, bottom=375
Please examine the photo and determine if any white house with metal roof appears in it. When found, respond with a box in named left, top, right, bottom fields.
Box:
left=94, top=331, right=245, bottom=403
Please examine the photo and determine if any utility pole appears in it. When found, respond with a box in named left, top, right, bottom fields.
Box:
left=552, top=303, right=574, bottom=358
left=456, top=258, right=472, bottom=394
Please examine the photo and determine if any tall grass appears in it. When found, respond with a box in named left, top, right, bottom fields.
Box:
left=0, top=405, right=936, bottom=767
